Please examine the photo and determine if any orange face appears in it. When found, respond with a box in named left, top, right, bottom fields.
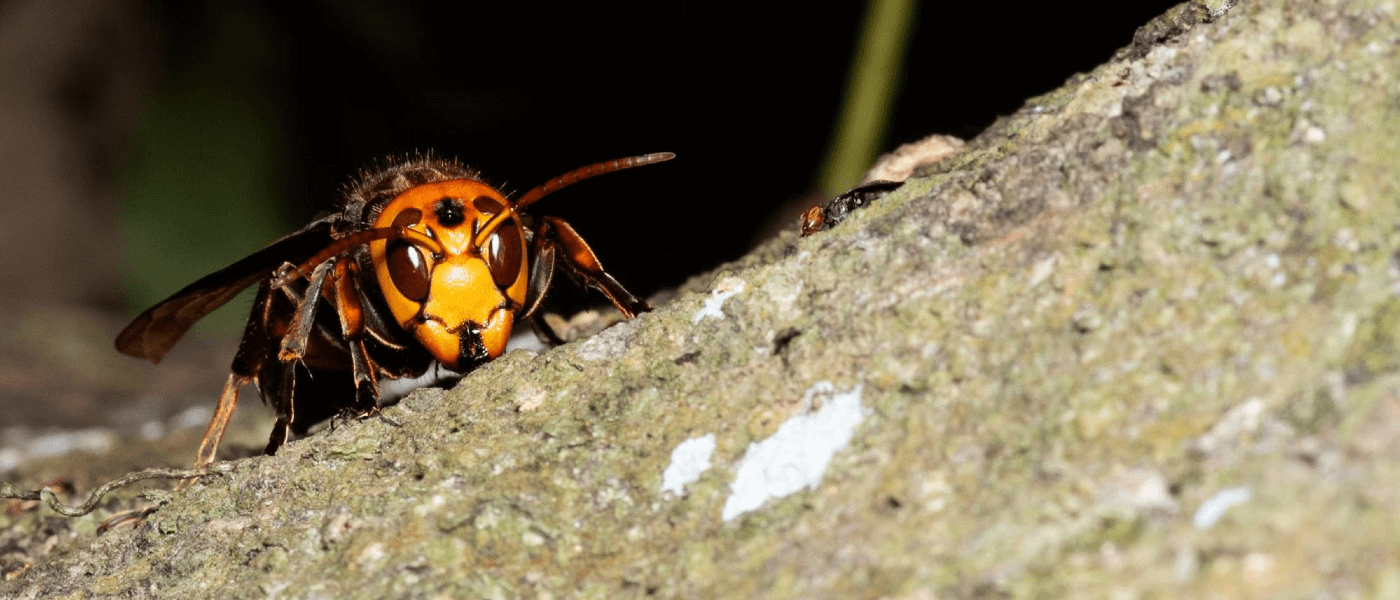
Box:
left=368, top=180, right=529, bottom=370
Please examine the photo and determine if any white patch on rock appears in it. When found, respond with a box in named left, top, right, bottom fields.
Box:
left=515, top=385, right=547, bottom=412
left=661, top=434, right=716, bottom=496
left=721, top=382, right=866, bottom=522
left=1193, top=486, right=1252, bottom=530
left=357, top=542, right=387, bottom=570
left=1098, top=468, right=1178, bottom=516
left=761, top=272, right=803, bottom=313
left=1029, top=255, right=1058, bottom=287
left=1196, top=397, right=1265, bottom=453
left=574, top=318, right=638, bottom=362
left=693, top=277, right=746, bottom=324
left=414, top=494, right=447, bottom=517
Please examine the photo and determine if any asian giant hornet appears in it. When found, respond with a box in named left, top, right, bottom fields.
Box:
left=116, top=152, right=673, bottom=467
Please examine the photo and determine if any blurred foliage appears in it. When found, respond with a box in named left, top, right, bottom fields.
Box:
left=819, top=0, right=917, bottom=195
left=116, top=4, right=293, bottom=332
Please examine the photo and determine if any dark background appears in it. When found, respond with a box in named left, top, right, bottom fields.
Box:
left=122, top=1, right=1176, bottom=307
left=0, top=1, right=1175, bottom=432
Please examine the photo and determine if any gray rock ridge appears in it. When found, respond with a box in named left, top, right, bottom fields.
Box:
left=6, top=0, right=1400, bottom=597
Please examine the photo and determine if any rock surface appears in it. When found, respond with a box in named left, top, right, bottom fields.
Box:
left=6, top=0, right=1400, bottom=597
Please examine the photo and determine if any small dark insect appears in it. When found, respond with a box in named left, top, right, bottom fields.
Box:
left=116, top=152, right=673, bottom=467
left=799, top=179, right=905, bottom=237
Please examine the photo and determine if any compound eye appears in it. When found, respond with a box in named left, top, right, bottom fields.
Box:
left=485, top=219, right=523, bottom=288
left=472, top=196, right=504, bottom=216
left=386, top=240, right=431, bottom=302
left=393, top=207, right=422, bottom=228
